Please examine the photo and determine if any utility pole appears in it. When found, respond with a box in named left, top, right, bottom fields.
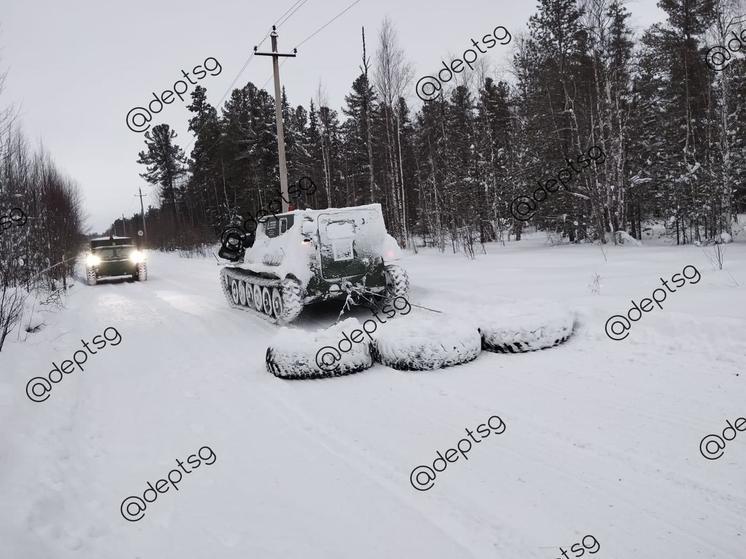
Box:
left=255, top=27, right=297, bottom=212
left=135, top=187, right=148, bottom=245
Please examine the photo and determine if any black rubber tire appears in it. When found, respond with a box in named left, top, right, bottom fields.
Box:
left=266, top=347, right=372, bottom=380
left=86, top=268, right=97, bottom=286
left=277, top=277, right=304, bottom=324
left=479, top=306, right=575, bottom=354
left=372, top=315, right=482, bottom=371
left=265, top=318, right=373, bottom=379
left=379, top=264, right=409, bottom=308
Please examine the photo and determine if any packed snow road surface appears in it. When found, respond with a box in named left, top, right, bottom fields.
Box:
left=1, top=236, right=744, bottom=558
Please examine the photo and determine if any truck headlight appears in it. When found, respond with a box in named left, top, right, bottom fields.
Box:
left=86, top=254, right=101, bottom=266
left=129, top=250, right=145, bottom=263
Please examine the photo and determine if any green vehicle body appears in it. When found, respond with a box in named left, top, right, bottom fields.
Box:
left=85, top=236, right=147, bottom=284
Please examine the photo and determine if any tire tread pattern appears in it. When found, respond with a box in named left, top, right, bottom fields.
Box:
left=482, top=332, right=572, bottom=354
left=372, top=327, right=482, bottom=371
left=265, top=346, right=372, bottom=380
left=379, top=264, right=409, bottom=307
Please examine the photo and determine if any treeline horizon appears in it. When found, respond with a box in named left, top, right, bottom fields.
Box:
left=116, top=0, right=746, bottom=253
left=0, top=72, right=86, bottom=349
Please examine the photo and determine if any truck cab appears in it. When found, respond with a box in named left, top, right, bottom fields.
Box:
left=85, top=236, right=147, bottom=285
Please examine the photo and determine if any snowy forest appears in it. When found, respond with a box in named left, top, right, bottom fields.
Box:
left=0, top=74, right=85, bottom=350
left=118, top=0, right=745, bottom=253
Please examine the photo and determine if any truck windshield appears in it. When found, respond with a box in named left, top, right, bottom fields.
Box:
left=94, top=247, right=134, bottom=259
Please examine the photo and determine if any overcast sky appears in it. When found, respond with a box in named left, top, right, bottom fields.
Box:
left=2, top=0, right=665, bottom=233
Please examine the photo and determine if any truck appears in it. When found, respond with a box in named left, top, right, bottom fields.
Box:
left=85, top=236, right=147, bottom=285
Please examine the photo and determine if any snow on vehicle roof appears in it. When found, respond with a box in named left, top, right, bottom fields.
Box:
left=301, top=203, right=382, bottom=217
left=243, top=202, right=393, bottom=287
left=91, top=236, right=132, bottom=241
left=259, top=203, right=383, bottom=220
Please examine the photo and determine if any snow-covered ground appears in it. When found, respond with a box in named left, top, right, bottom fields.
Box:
left=1, top=234, right=744, bottom=558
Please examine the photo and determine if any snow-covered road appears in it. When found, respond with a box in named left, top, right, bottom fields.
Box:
left=1, top=237, right=744, bottom=558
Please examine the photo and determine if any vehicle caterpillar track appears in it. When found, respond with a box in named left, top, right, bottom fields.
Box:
left=220, top=267, right=303, bottom=324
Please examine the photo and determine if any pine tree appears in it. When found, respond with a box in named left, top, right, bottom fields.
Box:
left=640, top=0, right=717, bottom=243
left=523, top=0, right=596, bottom=241
left=343, top=73, right=378, bottom=204
left=475, top=77, right=515, bottom=242
left=136, top=124, right=186, bottom=245
left=185, top=85, right=222, bottom=231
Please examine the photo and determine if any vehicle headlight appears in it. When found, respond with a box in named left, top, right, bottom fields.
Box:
left=129, top=250, right=145, bottom=263
left=86, top=254, right=101, bottom=266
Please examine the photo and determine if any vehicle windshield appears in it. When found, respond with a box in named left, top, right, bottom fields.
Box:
left=91, top=237, right=134, bottom=249
left=93, top=246, right=135, bottom=259
left=326, top=220, right=356, bottom=239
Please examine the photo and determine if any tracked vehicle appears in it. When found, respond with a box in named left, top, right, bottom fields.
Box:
left=218, top=203, right=408, bottom=324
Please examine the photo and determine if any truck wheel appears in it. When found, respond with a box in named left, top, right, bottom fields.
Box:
left=86, top=268, right=97, bottom=286
left=136, top=263, right=148, bottom=281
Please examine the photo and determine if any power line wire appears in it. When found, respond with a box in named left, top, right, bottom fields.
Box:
left=186, top=0, right=363, bottom=159
left=212, top=0, right=306, bottom=110
left=182, top=0, right=308, bottom=155
left=276, top=0, right=309, bottom=28
left=294, top=0, right=363, bottom=49
left=273, top=0, right=307, bottom=26
left=262, top=0, right=364, bottom=101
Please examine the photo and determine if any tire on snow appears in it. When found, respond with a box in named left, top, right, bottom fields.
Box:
left=371, top=315, right=481, bottom=371
left=266, top=318, right=373, bottom=379
left=86, top=268, right=97, bottom=286
left=277, top=277, right=304, bottom=324
left=136, top=263, right=148, bottom=281
left=379, top=264, right=409, bottom=308
left=478, top=304, right=575, bottom=354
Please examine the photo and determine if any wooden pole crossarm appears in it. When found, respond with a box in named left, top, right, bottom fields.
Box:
left=254, top=52, right=297, bottom=58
